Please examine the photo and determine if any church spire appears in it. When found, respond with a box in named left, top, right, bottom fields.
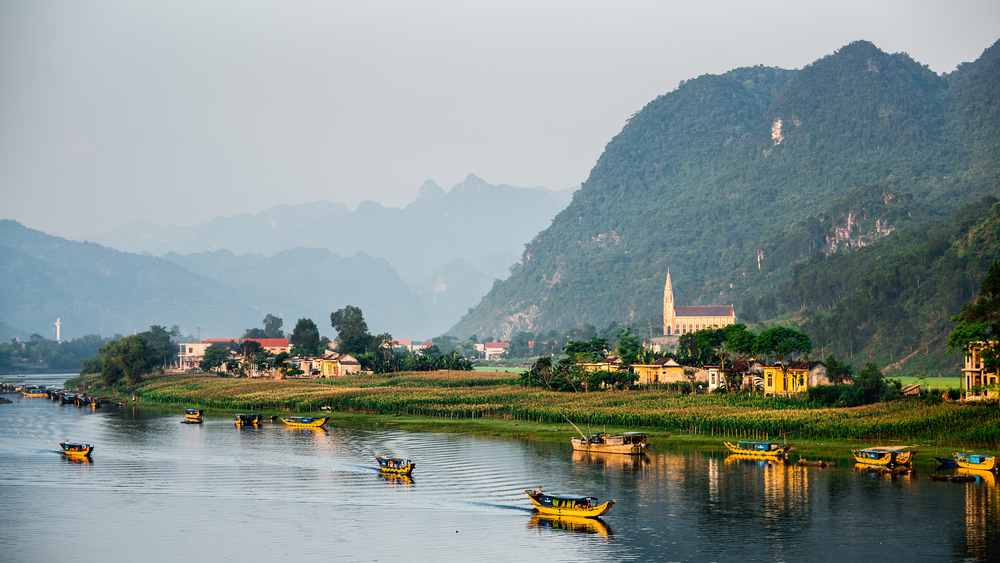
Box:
left=663, top=269, right=675, bottom=335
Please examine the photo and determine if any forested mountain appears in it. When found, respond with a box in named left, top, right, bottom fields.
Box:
left=450, top=39, right=1000, bottom=343
left=0, top=220, right=258, bottom=339
left=779, top=197, right=1000, bottom=374
left=0, top=220, right=428, bottom=340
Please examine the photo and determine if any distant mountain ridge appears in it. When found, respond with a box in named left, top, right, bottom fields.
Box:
left=79, top=175, right=578, bottom=335
left=449, top=39, right=1000, bottom=339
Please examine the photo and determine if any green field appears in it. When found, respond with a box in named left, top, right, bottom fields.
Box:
left=68, top=370, right=1000, bottom=447
left=890, top=376, right=962, bottom=390
left=473, top=366, right=527, bottom=373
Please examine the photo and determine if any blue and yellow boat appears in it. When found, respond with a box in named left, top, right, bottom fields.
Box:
left=60, top=442, right=94, bottom=458
left=279, top=416, right=327, bottom=428
left=724, top=441, right=791, bottom=458
left=376, top=455, right=415, bottom=476
left=525, top=488, right=614, bottom=518
left=954, top=453, right=997, bottom=472
left=183, top=409, right=204, bottom=423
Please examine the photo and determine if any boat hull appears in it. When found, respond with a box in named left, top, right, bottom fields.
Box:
left=724, top=442, right=791, bottom=458
left=954, top=453, right=997, bottom=471
left=60, top=443, right=93, bottom=458
left=525, top=491, right=614, bottom=518
left=570, top=440, right=648, bottom=455
left=280, top=417, right=327, bottom=428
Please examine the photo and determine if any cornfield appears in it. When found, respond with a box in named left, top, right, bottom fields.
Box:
left=82, top=372, right=1000, bottom=446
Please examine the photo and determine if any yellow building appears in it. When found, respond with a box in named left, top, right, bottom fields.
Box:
left=633, top=358, right=685, bottom=385
left=761, top=365, right=806, bottom=396
left=663, top=271, right=736, bottom=335
left=581, top=356, right=624, bottom=374
left=962, top=342, right=998, bottom=399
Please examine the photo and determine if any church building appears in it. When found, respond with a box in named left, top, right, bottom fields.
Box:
left=663, top=271, right=736, bottom=335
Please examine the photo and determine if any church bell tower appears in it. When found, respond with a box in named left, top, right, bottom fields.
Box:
left=663, top=270, right=674, bottom=335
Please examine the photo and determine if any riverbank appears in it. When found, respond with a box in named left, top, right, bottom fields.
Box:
left=66, top=371, right=1000, bottom=447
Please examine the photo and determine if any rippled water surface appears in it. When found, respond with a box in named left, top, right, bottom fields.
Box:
left=2, top=374, right=997, bottom=562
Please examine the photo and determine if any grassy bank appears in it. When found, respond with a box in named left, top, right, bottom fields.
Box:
left=68, top=370, right=1000, bottom=447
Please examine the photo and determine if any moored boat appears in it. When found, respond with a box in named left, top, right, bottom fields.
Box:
left=935, top=456, right=958, bottom=468
left=852, top=446, right=916, bottom=467
left=571, top=432, right=649, bottom=455
left=525, top=488, right=614, bottom=518
left=234, top=413, right=262, bottom=426
left=21, top=388, right=48, bottom=397
left=279, top=416, right=327, bottom=428
left=724, top=441, right=791, bottom=458
left=953, top=453, right=997, bottom=472
left=798, top=459, right=837, bottom=468
left=376, top=455, right=415, bottom=476
left=183, top=409, right=205, bottom=423
left=60, top=442, right=94, bottom=458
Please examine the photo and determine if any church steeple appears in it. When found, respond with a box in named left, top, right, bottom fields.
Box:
left=663, top=270, right=675, bottom=335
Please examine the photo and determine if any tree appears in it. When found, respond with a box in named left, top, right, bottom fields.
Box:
left=100, top=335, right=152, bottom=386
left=755, top=326, right=812, bottom=395
left=290, top=318, right=322, bottom=356
left=948, top=260, right=1000, bottom=374
left=563, top=338, right=608, bottom=363
left=824, top=353, right=854, bottom=384
left=615, top=327, right=642, bottom=366
left=263, top=314, right=285, bottom=339
left=200, top=344, right=233, bottom=374
left=243, top=328, right=266, bottom=339
left=330, top=305, right=374, bottom=356
left=138, top=325, right=177, bottom=369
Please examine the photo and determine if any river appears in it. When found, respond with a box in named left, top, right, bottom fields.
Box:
left=1, top=374, right=996, bottom=562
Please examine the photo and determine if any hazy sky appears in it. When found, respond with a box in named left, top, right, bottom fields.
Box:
left=2, top=1, right=998, bottom=237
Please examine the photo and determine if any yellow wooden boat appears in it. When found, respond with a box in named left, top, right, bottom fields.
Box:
left=571, top=432, right=649, bottom=455
left=853, top=446, right=915, bottom=467
left=724, top=441, right=791, bottom=458
left=60, top=442, right=94, bottom=458
left=525, top=488, right=614, bottom=518
left=234, top=413, right=261, bottom=426
left=376, top=455, right=415, bottom=476
left=954, top=453, right=997, bottom=471
left=21, top=389, right=48, bottom=397
left=183, top=409, right=204, bottom=423
left=279, top=416, right=327, bottom=428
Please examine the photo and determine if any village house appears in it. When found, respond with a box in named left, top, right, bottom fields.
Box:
left=632, top=357, right=685, bottom=385
left=477, top=341, right=509, bottom=360
left=962, top=342, right=999, bottom=399
left=582, top=355, right=625, bottom=374
left=177, top=338, right=238, bottom=370
left=760, top=361, right=826, bottom=395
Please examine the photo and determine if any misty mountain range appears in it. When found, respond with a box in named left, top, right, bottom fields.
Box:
left=1, top=176, right=577, bottom=340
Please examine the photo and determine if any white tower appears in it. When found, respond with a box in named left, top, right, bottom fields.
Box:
left=54, top=318, right=62, bottom=342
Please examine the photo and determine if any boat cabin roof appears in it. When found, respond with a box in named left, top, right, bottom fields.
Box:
left=623, top=432, right=648, bottom=437
left=540, top=494, right=598, bottom=503
left=737, top=441, right=780, bottom=449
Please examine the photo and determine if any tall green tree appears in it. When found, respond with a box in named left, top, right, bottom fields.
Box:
left=263, top=314, right=285, bottom=339
left=139, top=325, right=177, bottom=368
left=200, top=344, right=233, bottom=373
left=100, top=335, right=152, bottom=386
left=948, top=260, right=1000, bottom=374
left=290, top=318, right=322, bottom=356
left=615, top=327, right=642, bottom=366
left=330, top=305, right=374, bottom=356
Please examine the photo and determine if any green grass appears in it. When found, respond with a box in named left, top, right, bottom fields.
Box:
left=889, top=376, right=962, bottom=389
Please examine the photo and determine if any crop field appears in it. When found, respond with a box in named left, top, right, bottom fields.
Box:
left=76, top=371, right=1000, bottom=447
left=891, top=376, right=963, bottom=390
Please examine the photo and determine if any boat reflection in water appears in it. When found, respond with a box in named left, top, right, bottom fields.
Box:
left=527, top=513, right=613, bottom=538
left=962, top=466, right=999, bottom=561
left=572, top=450, right=650, bottom=472
left=378, top=473, right=414, bottom=487
left=725, top=453, right=785, bottom=467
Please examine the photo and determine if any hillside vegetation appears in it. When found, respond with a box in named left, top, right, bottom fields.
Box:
left=451, top=39, right=1000, bottom=366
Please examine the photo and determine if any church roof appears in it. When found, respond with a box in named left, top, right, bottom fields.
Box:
left=673, top=306, right=734, bottom=317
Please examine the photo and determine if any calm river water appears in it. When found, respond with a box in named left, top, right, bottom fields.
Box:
left=2, top=374, right=997, bottom=562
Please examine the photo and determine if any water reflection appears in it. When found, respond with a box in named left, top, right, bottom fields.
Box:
left=527, top=514, right=614, bottom=537
left=571, top=450, right=651, bottom=472
left=2, top=375, right=999, bottom=562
